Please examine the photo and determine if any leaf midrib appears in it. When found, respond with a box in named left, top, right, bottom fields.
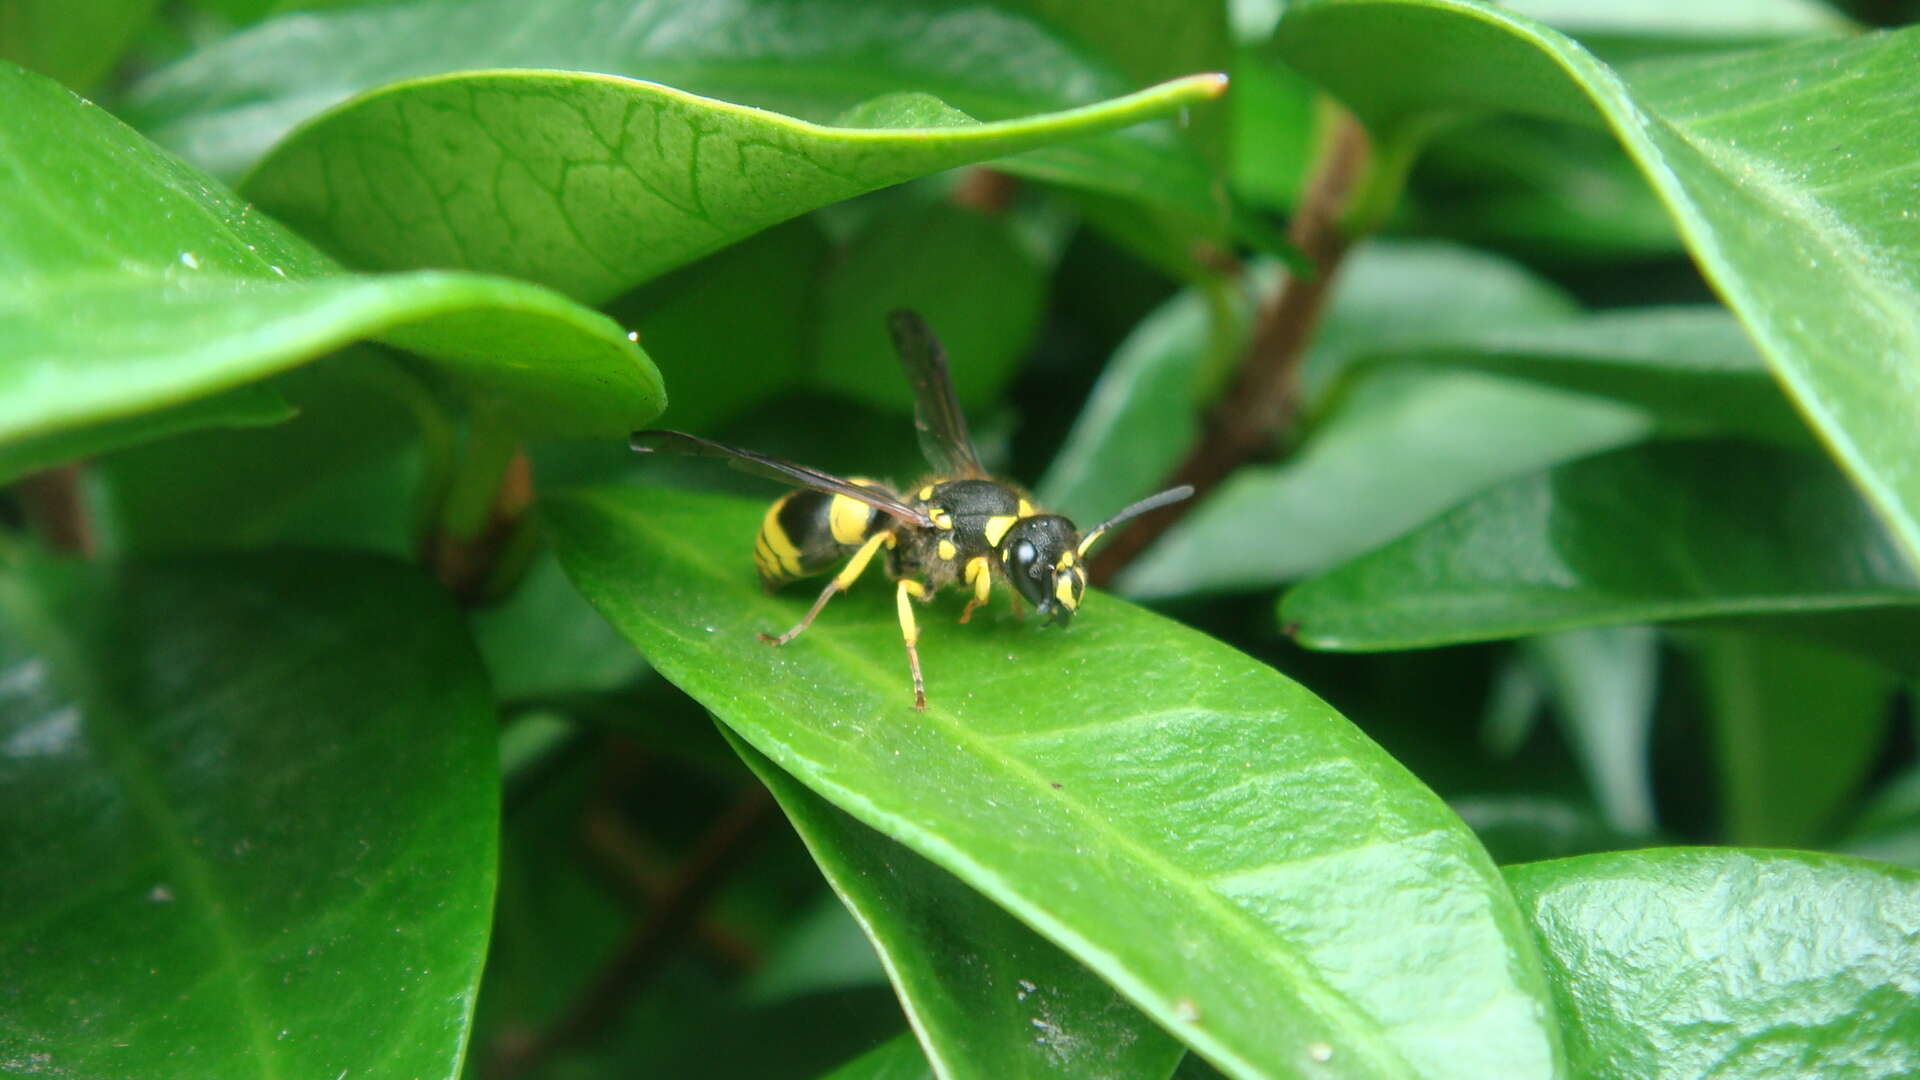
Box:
left=578, top=489, right=1426, bottom=1080
left=1, top=580, right=284, bottom=1080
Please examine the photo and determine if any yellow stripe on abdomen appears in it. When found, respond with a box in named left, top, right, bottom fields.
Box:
left=828, top=494, right=872, bottom=545
left=759, top=498, right=807, bottom=577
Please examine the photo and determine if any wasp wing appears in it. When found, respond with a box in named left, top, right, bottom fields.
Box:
left=630, top=430, right=933, bottom=527
left=888, top=309, right=987, bottom=479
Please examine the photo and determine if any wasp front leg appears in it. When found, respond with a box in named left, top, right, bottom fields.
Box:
left=761, top=531, right=891, bottom=646
left=895, top=578, right=930, bottom=709
left=958, top=556, right=992, bottom=624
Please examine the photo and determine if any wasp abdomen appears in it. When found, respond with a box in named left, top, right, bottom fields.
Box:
left=756, top=480, right=894, bottom=585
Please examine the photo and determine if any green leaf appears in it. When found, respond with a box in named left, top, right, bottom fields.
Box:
left=1119, top=369, right=1649, bottom=598
left=1842, top=768, right=1920, bottom=871
left=820, top=1033, right=936, bottom=1080
left=1526, top=628, right=1659, bottom=835
left=0, top=0, right=156, bottom=91
left=240, top=68, right=1224, bottom=304
left=1690, top=631, right=1895, bottom=846
left=1273, top=3, right=1920, bottom=572
left=1040, top=240, right=1582, bottom=529
left=0, top=62, right=662, bottom=455
left=470, top=550, right=648, bottom=702
left=89, top=349, right=432, bottom=556
left=1364, top=306, right=1808, bottom=445
left=605, top=218, right=831, bottom=433
left=1502, top=0, right=1850, bottom=49
left=547, top=484, right=1565, bottom=1080
left=1506, top=848, right=1920, bottom=1080
left=728, top=730, right=1184, bottom=1080
left=0, top=551, right=498, bottom=1078
left=0, top=381, right=294, bottom=486
left=810, top=201, right=1049, bottom=417
left=1449, top=795, right=1641, bottom=866
left=1283, top=441, right=1920, bottom=650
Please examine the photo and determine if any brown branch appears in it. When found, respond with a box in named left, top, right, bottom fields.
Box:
left=16, top=465, right=95, bottom=557
left=489, top=784, right=776, bottom=1079
left=583, top=803, right=762, bottom=971
left=1090, top=113, right=1373, bottom=584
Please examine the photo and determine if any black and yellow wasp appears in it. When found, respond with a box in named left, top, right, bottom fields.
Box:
left=631, top=311, right=1192, bottom=709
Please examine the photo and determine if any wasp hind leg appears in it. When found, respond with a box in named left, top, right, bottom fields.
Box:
left=958, top=556, right=992, bottom=624
left=895, top=579, right=930, bottom=710
left=760, top=531, right=891, bottom=646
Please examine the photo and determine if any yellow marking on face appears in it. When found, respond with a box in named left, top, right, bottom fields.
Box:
left=1054, top=573, right=1079, bottom=610
left=759, top=502, right=806, bottom=575
left=937, top=538, right=958, bottom=561
left=1017, top=498, right=1036, bottom=517
left=982, top=514, right=1018, bottom=547
left=918, top=484, right=936, bottom=500
left=1055, top=550, right=1077, bottom=570
left=828, top=493, right=871, bottom=545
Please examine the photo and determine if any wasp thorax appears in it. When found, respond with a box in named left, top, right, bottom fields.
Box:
left=999, top=514, right=1085, bottom=626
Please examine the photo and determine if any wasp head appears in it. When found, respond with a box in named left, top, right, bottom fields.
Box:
left=999, top=515, right=1086, bottom=627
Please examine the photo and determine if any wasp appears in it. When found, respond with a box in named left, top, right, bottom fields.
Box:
left=631, top=310, right=1192, bottom=709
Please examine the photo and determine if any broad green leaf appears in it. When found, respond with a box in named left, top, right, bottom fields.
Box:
left=1284, top=441, right=1920, bottom=650
left=241, top=69, right=1224, bottom=304
left=0, top=381, right=294, bottom=486
left=1118, top=369, right=1649, bottom=598
left=605, top=218, right=831, bottom=434
left=132, top=0, right=1219, bottom=205
left=1039, top=240, right=1581, bottom=528
left=1506, top=849, right=1920, bottom=1080
left=1526, top=627, right=1659, bottom=835
left=1503, top=0, right=1850, bottom=47
left=0, top=551, right=498, bottom=1078
left=728, top=730, right=1184, bottom=1080
left=1273, top=3, right=1920, bottom=572
left=0, top=62, right=661, bottom=453
left=1691, top=631, right=1895, bottom=846
left=1412, top=119, right=1681, bottom=258
left=748, top=894, right=888, bottom=1004
left=1363, top=306, right=1806, bottom=444
left=810, top=201, right=1049, bottom=417
left=821, top=1034, right=936, bottom=1080
left=470, top=550, right=648, bottom=702
left=1843, top=768, right=1920, bottom=871
left=89, top=349, right=432, bottom=556
left=547, top=485, right=1565, bottom=1080
left=1449, top=795, right=1640, bottom=866
left=0, top=0, right=155, bottom=91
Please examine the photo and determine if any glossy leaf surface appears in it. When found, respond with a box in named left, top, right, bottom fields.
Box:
left=1527, top=627, right=1658, bottom=835
left=132, top=0, right=1217, bottom=204
left=822, top=1034, right=938, bottom=1080
left=1041, top=240, right=1581, bottom=529
left=1119, top=369, right=1649, bottom=598
left=0, top=382, right=293, bottom=486
left=0, top=62, right=662, bottom=448
left=1507, top=849, right=1920, bottom=1080
left=547, top=485, right=1564, bottom=1080
left=1284, top=442, right=1920, bottom=650
left=1274, top=2, right=1920, bottom=571
left=728, top=730, right=1183, bottom=1080
left=1366, top=306, right=1807, bottom=445
left=0, top=552, right=499, bottom=1078
left=242, top=69, right=1223, bottom=303
left=1692, top=632, right=1894, bottom=846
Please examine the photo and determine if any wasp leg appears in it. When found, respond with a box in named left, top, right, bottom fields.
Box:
left=958, top=556, right=992, bottom=624
left=895, top=579, right=929, bottom=710
left=760, top=531, right=891, bottom=646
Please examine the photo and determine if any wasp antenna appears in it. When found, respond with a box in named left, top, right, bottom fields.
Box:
left=1077, top=484, right=1196, bottom=556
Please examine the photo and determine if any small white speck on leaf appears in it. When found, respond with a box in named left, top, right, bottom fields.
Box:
left=147, top=884, right=174, bottom=902
left=1015, top=978, right=1036, bottom=1000
left=178, top=252, right=200, bottom=269
left=1173, top=997, right=1201, bottom=1022
left=627, top=330, right=641, bottom=342
left=1309, top=1042, right=1333, bottom=1062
